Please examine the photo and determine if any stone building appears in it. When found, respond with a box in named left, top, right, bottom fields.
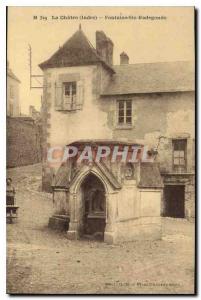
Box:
left=39, top=27, right=195, bottom=243
left=7, top=63, right=42, bottom=168
left=7, top=116, right=42, bottom=168
left=7, top=62, right=21, bottom=117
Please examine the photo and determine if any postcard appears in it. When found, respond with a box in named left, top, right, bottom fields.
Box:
left=6, top=6, right=195, bottom=294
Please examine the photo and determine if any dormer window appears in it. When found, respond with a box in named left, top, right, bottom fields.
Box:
left=63, top=82, right=77, bottom=110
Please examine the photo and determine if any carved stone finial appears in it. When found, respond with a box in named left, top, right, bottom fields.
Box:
left=79, top=24, right=81, bottom=30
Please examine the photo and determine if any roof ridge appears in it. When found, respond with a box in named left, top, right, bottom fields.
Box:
left=70, top=29, right=115, bottom=72
left=113, top=60, right=194, bottom=67
left=47, top=29, right=82, bottom=61
left=7, top=69, right=21, bottom=83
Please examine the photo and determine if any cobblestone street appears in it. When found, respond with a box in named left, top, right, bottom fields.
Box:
left=7, top=164, right=195, bottom=294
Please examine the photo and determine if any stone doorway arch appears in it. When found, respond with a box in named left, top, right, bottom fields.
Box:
left=79, top=173, right=106, bottom=240
left=66, top=163, right=120, bottom=243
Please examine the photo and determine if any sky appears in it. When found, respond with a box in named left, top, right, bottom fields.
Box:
left=7, top=6, right=194, bottom=114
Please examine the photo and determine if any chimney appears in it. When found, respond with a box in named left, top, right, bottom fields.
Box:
left=120, top=52, right=129, bottom=65
left=96, top=31, right=113, bottom=66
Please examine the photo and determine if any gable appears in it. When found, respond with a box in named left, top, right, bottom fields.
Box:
left=39, top=29, right=114, bottom=74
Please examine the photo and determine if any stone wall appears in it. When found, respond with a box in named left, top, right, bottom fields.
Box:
left=41, top=64, right=195, bottom=197
left=41, top=64, right=113, bottom=191
left=44, top=65, right=112, bottom=147
left=7, top=117, right=42, bottom=168
left=7, top=75, right=20, bottom=117
left=50, top=161, right=163, bottom=243
left=185, top=175, right=195, bottom=219
left=108, top=92, right=195, bottom=141
left=43, top=69, right=195, bottom=174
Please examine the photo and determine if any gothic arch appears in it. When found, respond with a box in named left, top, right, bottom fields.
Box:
left=69, top=164, right=113, bottom=195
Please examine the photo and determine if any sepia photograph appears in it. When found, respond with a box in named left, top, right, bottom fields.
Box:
left=6, top=6, right=195, bottom=294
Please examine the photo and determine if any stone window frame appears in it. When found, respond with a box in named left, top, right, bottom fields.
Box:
left=55, top=73, right=84, bottom=112
left=172, top=138, right=187, bottom=172
left=115, top=99, right=134, bottom=129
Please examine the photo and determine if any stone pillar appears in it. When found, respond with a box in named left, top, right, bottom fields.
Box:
left=185, top=177, right=195, bottom=219
left=66, top=193, right=79, bottom=240
left=104, top=193, right=117, bottom=244
left=53, top=189, right=69, bottom=215
left=48, top=188, right=70, bottom=231
left=42, top=163, right=53, bottom=193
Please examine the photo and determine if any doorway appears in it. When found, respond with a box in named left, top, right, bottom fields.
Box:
left=80, top=173, right=106, bottom=240
left=164, top=185, right=185, bottom=218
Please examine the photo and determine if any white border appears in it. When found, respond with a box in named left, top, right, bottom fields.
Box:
left=0, top=1, right=199, bottom=299
left=1, top=0, right=200, bottom=6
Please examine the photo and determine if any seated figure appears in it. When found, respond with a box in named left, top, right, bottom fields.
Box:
left=6, top=178, right=15, bottom=206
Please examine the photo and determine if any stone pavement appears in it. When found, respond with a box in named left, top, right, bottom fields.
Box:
left=6, top=164, right=195, bottom=294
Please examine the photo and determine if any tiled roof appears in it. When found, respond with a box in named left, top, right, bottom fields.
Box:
left=52, top=160, right=122, bottom=190
left=102, top=61, right=194, bottom=95
left=138, top=163, right=164, bottom=188
left=39, top=29, right=114, bottom=73
left=69, top=139, right=143, bottom=147
left=52, top=163, right=70, bottom=188
left=7, top=69, right=21, bottom=83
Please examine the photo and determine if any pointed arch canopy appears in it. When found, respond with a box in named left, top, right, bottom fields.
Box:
left=69, top=163, right=121, bottom=195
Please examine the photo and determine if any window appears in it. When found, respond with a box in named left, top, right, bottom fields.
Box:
left=55, top=77, right=84, bottom=111
left=172, top=139, right=187, bottom=172
left=117, top=100, right=132, bottom=125
left=62, top=82, right=77, bottom=110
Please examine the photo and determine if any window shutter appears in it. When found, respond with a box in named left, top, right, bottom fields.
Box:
left=76, top=80, right=84, bottom=110
left=63, top=96, right=72, bottom=111
left=55, top=82, right=63, bottom=110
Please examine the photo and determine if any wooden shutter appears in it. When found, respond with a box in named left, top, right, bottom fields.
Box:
left=54, top=82, right=63, bottom=110
left=63, top=98, right=72, bottom=110
left=76, top=80, right=84, bottom=110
